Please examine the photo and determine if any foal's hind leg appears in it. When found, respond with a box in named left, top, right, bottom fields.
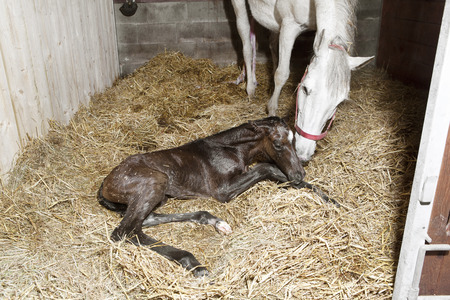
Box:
left=128, top=232, right=209, bottom=277
left=142, top=211, right=232, bottom=235
left=108, top=170, right=208, bottom=277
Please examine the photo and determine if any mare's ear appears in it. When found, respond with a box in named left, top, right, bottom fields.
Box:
left=347, top=56, right=374, bottom=70
left=313, top=29, right=326, bottom=54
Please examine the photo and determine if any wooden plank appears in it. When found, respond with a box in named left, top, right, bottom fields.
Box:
left=380, top=60, right=434, bottom=87
left=0, top=49, right=21, bottom=176
left=383, top=0, right=445, bottom=24
left=378, top=33, right=437, bottom=87
left=386, top=19, right=441, bottom=47
left=420, top=124, right=450, bottom=295
left=377, top=0, right=444, bottom=87
left=3, top=2, right=43, bottom=139
left=0, top=0, right=119, bottom=178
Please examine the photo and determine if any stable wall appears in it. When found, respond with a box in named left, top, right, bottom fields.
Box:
left=0, top=0, right=120, bottom=180
left=114, top=0, right=383, bottom=76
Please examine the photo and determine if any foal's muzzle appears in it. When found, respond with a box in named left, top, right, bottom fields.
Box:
left=287, top=164, right=305, bottom=185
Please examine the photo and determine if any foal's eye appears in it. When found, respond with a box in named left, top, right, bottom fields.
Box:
left=273, top=140, right=282, bottom=150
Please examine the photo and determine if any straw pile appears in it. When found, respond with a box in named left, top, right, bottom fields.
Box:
left=0, top=51, right=427, bottom=299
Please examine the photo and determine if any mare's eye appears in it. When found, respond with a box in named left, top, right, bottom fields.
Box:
left=302, top=86, right=310, bottom=96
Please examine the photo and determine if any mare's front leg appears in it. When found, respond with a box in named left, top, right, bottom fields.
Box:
left=267, top=21, right=305, bottom=116
left=231, top=0, right=257, bottom=98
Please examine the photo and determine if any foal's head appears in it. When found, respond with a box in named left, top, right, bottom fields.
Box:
left=251, top=117, right=305, bottom=184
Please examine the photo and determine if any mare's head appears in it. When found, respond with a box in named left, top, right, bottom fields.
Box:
left=250, top=117, right=305, bottom=184
left=295, top=32, right=373, bottom=161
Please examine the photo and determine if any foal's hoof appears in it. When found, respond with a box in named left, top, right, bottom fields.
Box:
left=329, top=198, right=341, bottom=208
left=215, top=221, right=232, bottom=235
left=193, top=266, right=209, bottom=277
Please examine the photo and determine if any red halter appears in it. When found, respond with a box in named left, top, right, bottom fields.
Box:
left=294, top=44, right=344, bottom=141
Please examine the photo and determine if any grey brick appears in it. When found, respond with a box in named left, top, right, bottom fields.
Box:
left=116, top=24, right=138, bottom=44
left=357, top=0, right=383, bottom=12
left=187, top=1, right=230, bottom=22
left=354, top=39, right=378, bottom=57
left=194, top=41, right=238, bottom=62
left=118, top=43, right=160, bottom=62
left=177, top=21, right=235, bottom=43
left=160, top=42, right=197, bottom=58
left=138, top=24, right=178, bottom=44
left=120, top=61, right=148, bottom=76
left=146, top=2, right=187, bottom=24
left=178, top=22, right=209, bottom=42
left=357, top=19, right=381, bottom=41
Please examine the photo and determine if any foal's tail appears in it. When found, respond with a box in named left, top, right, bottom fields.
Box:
left=97, top=181, right=127, bottom=216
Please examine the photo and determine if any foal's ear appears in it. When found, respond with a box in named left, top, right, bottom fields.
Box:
left=249, top=120, right=271, bottom=135
left=249, top=120, right=264, bottom=133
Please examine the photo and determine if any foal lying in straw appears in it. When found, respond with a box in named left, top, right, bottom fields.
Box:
left=98, top=117, right=337, bottom=276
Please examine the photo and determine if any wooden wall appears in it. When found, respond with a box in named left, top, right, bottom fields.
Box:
left=377, top=0, right=445, bottom=88
left=0, top=0, right=119, bottom=180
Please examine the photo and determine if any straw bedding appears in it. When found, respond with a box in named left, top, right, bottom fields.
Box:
left=0, top=52, right=427, bottom=299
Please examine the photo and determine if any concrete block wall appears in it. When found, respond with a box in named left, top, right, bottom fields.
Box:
left=114, top=0, right=382, bottom=76
left=356, top=0, right=383, bottom=58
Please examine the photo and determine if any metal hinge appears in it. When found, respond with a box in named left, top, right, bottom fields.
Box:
left=419, top=176, right=438, bottom=205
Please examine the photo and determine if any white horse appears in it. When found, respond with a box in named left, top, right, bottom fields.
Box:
left=231, top=0, right=373, bottom=161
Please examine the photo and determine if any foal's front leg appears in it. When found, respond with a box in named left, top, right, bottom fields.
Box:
left=214, top=163, right=289, bottom=202
left=214, top=163, right=339, bottom=207
left=293, top=181, right=340, bottom=207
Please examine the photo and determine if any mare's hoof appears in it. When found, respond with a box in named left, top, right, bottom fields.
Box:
left=215, top=221, right=232, bottom=235
left=193, top=267, right=209, bottom=277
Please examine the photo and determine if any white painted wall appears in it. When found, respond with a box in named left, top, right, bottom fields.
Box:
left=0, top=0, right=119, bottom=180
left=392, top=1, right=450, bottom=299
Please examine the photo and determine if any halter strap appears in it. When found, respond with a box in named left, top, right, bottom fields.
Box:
left=294, top=112, right=336, bottom=141
left=294, top=43, right=345, bottom=141
left=329, top=43, right=346, bottom=52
